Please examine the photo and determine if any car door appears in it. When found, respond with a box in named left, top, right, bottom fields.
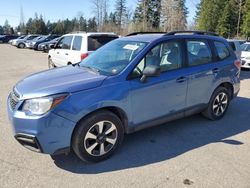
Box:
left=185, top=39, right=218, bottom=110
left=53, top=36, right=73, bottom=66
left=129, top=40, right=188, bottom=126
left=71, top=35, right=83, bottom=64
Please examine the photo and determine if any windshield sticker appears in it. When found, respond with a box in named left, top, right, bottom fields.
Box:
left=123, top=44, right=139, bottom=51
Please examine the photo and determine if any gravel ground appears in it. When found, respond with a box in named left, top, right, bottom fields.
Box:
left=0, top=44, right=250, bottom=188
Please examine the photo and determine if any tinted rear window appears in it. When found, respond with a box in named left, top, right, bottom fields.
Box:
left=229, top=42, right=236, bottom=51
left=214, top=41, right=230, bottom=60
left=187, top=40, right=213, bottom=66
left=88, top=35, right=118, bottom=51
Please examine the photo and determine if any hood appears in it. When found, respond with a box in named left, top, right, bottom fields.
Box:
left=15, top=66, right=107, bottom=99
left=241, top=51, right=250, bottom=59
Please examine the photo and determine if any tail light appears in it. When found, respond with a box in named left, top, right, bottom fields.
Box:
left=234, top=59, right=241, bottom=70
left=80, top=53, right=88, bottom=61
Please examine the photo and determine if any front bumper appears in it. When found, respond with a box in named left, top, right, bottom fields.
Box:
left=7, top=94, right=76, bottom=155
left=37, top=45, right=44, bottom=51
left=25, top=43, right=34, bottom=49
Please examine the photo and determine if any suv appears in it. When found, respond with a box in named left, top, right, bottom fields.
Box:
left=7, top=31, right=240, bottom=162
left=48, top=32, right=119, bottom=68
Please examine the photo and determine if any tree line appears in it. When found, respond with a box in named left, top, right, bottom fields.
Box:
left=196, top=0, right=250, bottom=38
left=0, top=0, right=188, bottom=36
left=0, top=0, right=249, bottom=38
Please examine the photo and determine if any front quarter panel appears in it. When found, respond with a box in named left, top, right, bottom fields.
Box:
left=52, top=78, right=132, bottom=126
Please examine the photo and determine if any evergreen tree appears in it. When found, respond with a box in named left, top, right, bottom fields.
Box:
left=3, top=20, right=11, bottom=34
left=197, top=0, right=225, bottom=32
left=115, top=0, right=127, bottom=26
left=194, top=0, right=204, bottom=26
left=216, top=0, right=237, bottom=38
left=133, top=0, right=161, bottom=30
left=79, top=16, right=87, bottom=31
left=0, top=25, right=4, bottom=35
left=109, top=12, right=117, bottom=24
left=53, top=20, right=65, bottom=34
left=242, top=0, right=250, bottom=37
left=87, top=18, right=97, bottom=32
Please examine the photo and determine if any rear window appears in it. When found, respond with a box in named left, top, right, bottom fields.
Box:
left=187, top=40, right=212, bottom=66
left=214, top=41, right=230, bottom=60
left=229, top=42, right=236, bottom=51
left=88, top=35, right=118, bottom=51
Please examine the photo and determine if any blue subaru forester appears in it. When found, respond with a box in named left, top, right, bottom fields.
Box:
left=7, top=31, right=241, bottom=162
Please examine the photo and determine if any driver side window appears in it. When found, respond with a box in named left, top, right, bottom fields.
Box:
left=131, top=41, right=182, bottom=78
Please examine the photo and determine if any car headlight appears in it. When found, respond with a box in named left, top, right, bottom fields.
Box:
left=22, top=94, right=67, bottom=116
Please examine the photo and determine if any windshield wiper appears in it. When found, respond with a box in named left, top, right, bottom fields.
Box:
left=81, top=65, right=100, bottom=74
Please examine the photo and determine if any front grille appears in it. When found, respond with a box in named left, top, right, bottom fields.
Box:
left=9, top=89, right=20, bottom=110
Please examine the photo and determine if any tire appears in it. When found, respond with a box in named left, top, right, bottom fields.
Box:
left=202, top=87, right=230, bottom=120
left=48, top=58, right=56, bottom=69
left=72, top=110, right=124, bottom=162
left=18, top=43, right=25, bottom=48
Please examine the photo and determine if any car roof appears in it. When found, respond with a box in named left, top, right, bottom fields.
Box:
left=119, top=34, right=165, bottom=42
left=119, top=33, right=227, bottom=43
left=63, top=32, right=118, bottom=37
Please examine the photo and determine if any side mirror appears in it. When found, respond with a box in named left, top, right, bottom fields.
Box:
left=50, top=44, right=55, bottom=49
left=140, top=65, right=161, bottom=83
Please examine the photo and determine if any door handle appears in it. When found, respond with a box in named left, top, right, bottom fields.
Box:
left=176, top=76, right=187, bottom=83
left=56, top=52, right=59, bottom=54
left=212, top=68, right=219, bottom=74
left=65, top=53, right=68, bottom=55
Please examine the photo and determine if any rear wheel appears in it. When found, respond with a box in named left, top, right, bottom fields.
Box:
left=202, top=87, right=230, bottom=120
left=72, top=110, right=124, bottom=162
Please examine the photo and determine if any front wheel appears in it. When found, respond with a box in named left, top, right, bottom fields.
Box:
left=202, top=87, right=230, bottom=120
left=18, top=43, right=25, bottom=48
left=72, top=110, right=124, bottom=162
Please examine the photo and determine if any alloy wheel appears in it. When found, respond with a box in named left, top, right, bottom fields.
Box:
left=212, top=92, right=228, bottom=117
left=84, top=121, right=118, bottom=156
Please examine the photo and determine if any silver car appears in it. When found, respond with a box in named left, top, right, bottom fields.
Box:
left=15, top=35, right=40, bottom=48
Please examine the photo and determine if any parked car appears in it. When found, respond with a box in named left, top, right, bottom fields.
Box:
left=37, top=37, right=61, bottom=52
left=0, top=35, right=19, bottom=43
left=227, top=39, right=242, bottom=59
left=32, top=34, right=61, bottom=50
left=15, top=35, right=40, bottom=48
left=48, top=32, right=119, bottom=68
left=10, top=35, right=26, bottom=45
left=240, top=42, right=250, bottom=69
left=7, top=31, right=241, bottom=162
left=25, top=36, right=45, bottom=49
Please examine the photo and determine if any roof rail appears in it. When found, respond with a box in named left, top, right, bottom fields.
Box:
left=69, top=31, right=87, bottom=34
left=165, top=30, right=219, bottom=36
left=126, top=32, right=165, bottom=36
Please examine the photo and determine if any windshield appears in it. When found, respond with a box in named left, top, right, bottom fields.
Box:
left=80, top=40, right=148, bottom=75
left=241, top=43, right=250, bottom=51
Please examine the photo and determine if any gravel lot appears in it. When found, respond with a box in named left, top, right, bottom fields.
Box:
left=0, top=44, right=250, bottom=188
